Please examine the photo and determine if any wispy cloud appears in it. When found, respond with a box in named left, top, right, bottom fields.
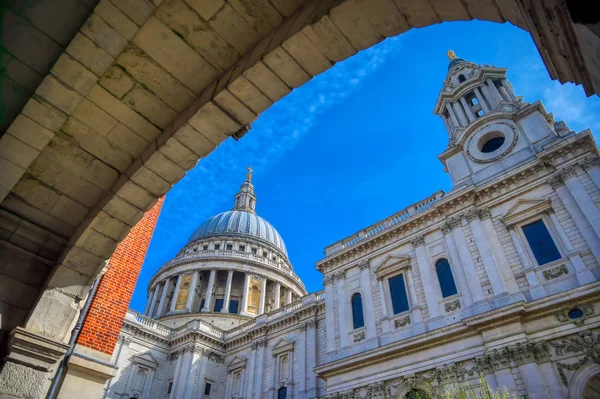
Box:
left=144, top=37, right=403, bottom=273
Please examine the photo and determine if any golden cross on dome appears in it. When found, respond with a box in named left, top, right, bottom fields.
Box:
left=447, top=50, right=457, bottom=60
left=246, top=166, right=253, bottom=182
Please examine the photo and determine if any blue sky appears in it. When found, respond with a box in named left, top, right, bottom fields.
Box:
left=129, top=21, right=600, bottom=312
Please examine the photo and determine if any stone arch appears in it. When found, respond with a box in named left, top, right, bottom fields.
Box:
left=568, top=363, right=600, bottom=399
left=0, top=0, right=598, bottom=370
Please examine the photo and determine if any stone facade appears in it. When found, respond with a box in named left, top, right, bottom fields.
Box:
left=104, top=55, right=600, bottom=399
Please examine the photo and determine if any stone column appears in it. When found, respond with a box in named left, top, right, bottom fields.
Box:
left=183, top=346, right=203, bottom=399
left=460, top=96, right=476, bottom=122
left=474, top=87, right=490, bottom=112
left=486, top=78, right=503, bottom=105
left=195, top=350, right=210, bottom=399
left=146, top=286, right=159, bottom=316
left=582, top=155, right=600, bottom=189
left=466, top=210, right=509, bottom=302
left=411, top=235, right=442, bottom=324
left=184, top=271, right=199, bottom=312
left=442, top=223, right=473, bottom=308
left=560, top=166, right=600, bottom=239
left=518, top=363, right=549, bottom=399
left=171, top=351, right=184, bottom=398
left=225, top=371, right=233, bottom=399
left=497, top=83, right=512, bottom=102
left=242, top=273, right=250, bottom=315
left=254, top=340, right=267, bottom=398
left=405, top=266, right=423, bottom=326
left=246, top=343, right=258, bottom=397
left=548, top=212, right=596, bottom=285
left=501, top=79, right=517, bottom=100
left=156, top=280, right=170, bottom=317
left=493, top=368, right=518, bottom=397
left=285, top=288, right=293, bottom=305
left=335, top=270, right=349, bottom=348
left=445, top=103, right=460, bottom=128
left=377, top=278, right=391, bottom=334
left=201, top=269, right=217, bottom=312
left=298, top=322, right=307, bottom=394
left=273, top=282, right=281, bottom=310
left=549, top=175, right=600, bottom=263
left=144, top=288, right=154, bottom=314
left=478, top=209, right=522, bottom=299
left=169, top=274, right=183, bottom=313
left=509, top=228, right=546, bottom=300
left=358, top=260, right=376, bottom=340
left=306, top=320, right=317, bottom=396
left=259, top=276, right=267, bottom=314
left=452, top=101, right=468, bottom=126
left=449, top=218, right=487, bottom=308
left=324, top=275, right=336, bottom=352
left=174, top=345, right=193, bottom=399
left=221, top=270, right=234, bottom=313
left=538, top=361, right=567, bottom=399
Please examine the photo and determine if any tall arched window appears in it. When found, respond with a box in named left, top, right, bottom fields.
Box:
left=435, top=259, right=458, bottom=298
left=351, top=293, right=364, bottom=329
left=458, top=74, right=466, bottom=83
left=278, top=387, right=287, bottom=399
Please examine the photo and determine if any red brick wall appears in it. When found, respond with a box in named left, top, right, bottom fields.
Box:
left=77, top=197, right=164, bottom=354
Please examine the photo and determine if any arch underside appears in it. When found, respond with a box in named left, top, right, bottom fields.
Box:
left=0, top=0, right=598, bottom=347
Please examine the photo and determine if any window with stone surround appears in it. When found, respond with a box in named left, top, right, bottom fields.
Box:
left=388, top=274, right=409, bottom=314
left=278, top=387, right=287, bottom=399
left=521, top=219, right=562, bottom=265
left=351, top=293, right=365, bottom=329
left=214, top=298, right=224, bottom=312
left=435, top=259, right=458, bottom=298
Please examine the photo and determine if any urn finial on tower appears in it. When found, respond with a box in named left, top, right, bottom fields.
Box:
left=233, top=167, right=257, bottom=213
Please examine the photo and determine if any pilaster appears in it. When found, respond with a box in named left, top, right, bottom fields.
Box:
left=324, top=274, right=336, bottom=352
left=411, top=235, right=442, bottom=327
left=335, top=270, right=349, bottom=349
left=358, top=260, right=377, bottom=340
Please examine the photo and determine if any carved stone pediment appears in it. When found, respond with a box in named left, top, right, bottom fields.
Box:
left=499, top=198, right=552, bottom=226
left=227, top=355, right=247, bottom=370
left=372, top=254, right=412, bottom=279
left=271, top=338, right=295, bottom=356
left=133, top=352, right=159, bottom=369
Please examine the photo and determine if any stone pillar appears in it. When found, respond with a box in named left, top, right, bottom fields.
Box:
left=185, top=271, right=199, bottom=312
left=298, top=322, right=307, bottom=394
left=452, top=101, right=468, bottom=126
left=509, top=228, right=546, bottom=300
left=285, top=288, right=293, bottom=305
left=273, top=282, right=281, bottom=310
left=183, top=346, right=203, bottom=399
left=156, top=280, right=170, bottom=317
left=242, top=273, right=250, bottom=315
left=169, top=274, right=183, bottom=313
left=501, top=79, right=517, bottom=100
left=174, top=345, right=193, bottom=399
left=221, top=270, right=234, bottom=313
left=144, top=288, right=154, bottom=314
left=358, top=260, right=376, bottom=340
left=377, top=278, right=391, bottom=334
left=246, top=343, right=258, bottom=397
left=538, top=361, right=567, bottom=399
left=549, top=175, right=600, bottom=263
left=442, top=223, right=473, bottom=308
left=259, top=276, right=267, bottom=314
left=445, top=103, right=460, bottom=128
left=442, top=116, right=452, bottom=135
left=405, top=266, right=423, bottom=325
left=335, top=270, right=349, bottom=348
left=548, top=212, right=596, bottom=285
left=449, top=218, right=487, bottom=308
left=196, top=350, right=210, bottom=399
left=324, top=275, right=336, bottom=352
left=474, top=87, right=490, bottom=112
left=171, top=351, right=184, bottom=398
left=146, top=286, right=159, bottom=316
left=518, top=362, right=549, bottom=399
left=466, top=210, right=509, bottom=302
left=497, top=83, right=512, bottom=102
left=486, top=78, right=503, bottom=105
left=560, top=166, right=600, bottom=239
left=306, top=320, right=317, bottom=396
left=201, top=269, right=217, bottom=312
left=254, top=340, right=266, bottom=398
left=493, top=368, right=518, bottom=397
left=582, top=155, right=600, bottom=189
left=411, top=235, right=442, bottom=323
left=460, top=96, right=476, bottom=122
left=478, top=209, right=522, bottom=299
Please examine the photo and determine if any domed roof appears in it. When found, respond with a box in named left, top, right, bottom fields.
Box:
left=187, top=210, right=287, bottom=255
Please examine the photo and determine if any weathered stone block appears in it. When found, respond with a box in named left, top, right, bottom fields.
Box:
left=95, top=0, right=140, bottom=40
left=129, top=165, right=171, bottom=198
left=117, top=45, right=196, bottom=112
left=106, top=123, right=148, bottom=158
left=229, top=0, right=283, bottom=37
left=1, top=196, right=74, bottom=238
left=329, top=0, right=381, bottom=50
left=82, top=159, right=119, bottom=191
left=263, top=46, right=311, bottom=88
left=228, top=75, right=273, bottom=114
left=304, top=16, right=356, bottom=62
left=145, top=151, right=186, bottom=184
left=11, top=177, right=59, bottom=214
left=103, top=195, right=145, bottom=227
left=0, top=134, right=40, bottom=169
left=133, top=17, right=219, bottom=94
left=0, top=159, right=26, bottom=198
left=21, top=98, right=67, bottom=133
left=267, top=0, right=303, bottom=17
left=427, top=0, right=470, bottom=21
left=87, top=85, right=161, bottom=141
left=71, top=228, right=118, bottom=259
left=214, top=89, right=257, bottom=125
left=462, top=0, right=503, bottom=22
left=49, top=195, right=90, bottom=227
left=0, top=241, right=50, bottom=287
left=208, top=3, right=260, bottom=54
left=66, top=33, right=114, bottom=77
left=88, top=211, right=131, bottom=242
left=99, top=66, right=136, bottom=99
left=123, top=84, right=177, bottom=129
left=45, top=265, right=93, bottom=300
left=115, top=180, right=158, bottom=211
left=82, top=13, right=128, bottom=58
left=188, top=101, right=239, bottom=144
left=0, top=275, right=38, bottom=309
left=243, top=61, right=291, bottom=102
left=282, top=31, right=331, bottom=76
left=36, top=75, right=83, bottom=114
left=185, top=0, right=224, bottom=20
left=172, top=123, right=216, bottom=157
left=159, top=137, right=200, bottom=170
left=72, top=98, right=118, bottom=135
left=25, top=288, right=83, bottom=340
left=392, top=0, right=439, bottom=27
left=356, top=0, right=410, bottom=37
left=50, top=54, right=98, bottom=96
left=111, top=0, right=156, bottom=26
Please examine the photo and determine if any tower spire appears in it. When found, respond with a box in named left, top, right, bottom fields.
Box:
left=233, top=167, right=257, bottom=213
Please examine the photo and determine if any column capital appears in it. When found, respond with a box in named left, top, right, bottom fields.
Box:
left=441, top=222, right=453, bottom=235
left=323, top=274, right=334, bottom=285
left=559, top=165, right=578, bottom=180
left=411, top=235, right=425, bottom=248
left=548, top=175, right=565, bottom=189
left=464, top=208, right=480, bottom=223
left=357, top=259, right=370, bottom=270
left=478, top=207, right=492, bottom=220
left=581, top=155, right=600, bottom=171
left=334, top=270, right=346, bottom=280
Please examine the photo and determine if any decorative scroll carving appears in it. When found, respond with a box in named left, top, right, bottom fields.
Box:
left=323, top=274, right=334, bottom=286
left=559, top=165, right=578, bottom=180
left=334, top=270, right=346, bottom=280
left=411, top=235, right=425, bottom=248
left=581, top=155, right=599, bottom=171
left=353, top=331, right=365, bottom=343
left=394, top=316, right=411, bottom=329
left=551, top=330, right=600, bottom=385
left=478, top=208, right=491, bottom=219
left=548, top=175, right=565, bottom=189
left=441, top=222, right=453, bottom=235
left=358, top=259, right=370, bottom=270
left=555, top=304, right=594, bottom=326
left=464, top=209, right=480, bottom=223
left=444, top=299, right=461, bottom=313
left=543, top=264, right=568, bottom=280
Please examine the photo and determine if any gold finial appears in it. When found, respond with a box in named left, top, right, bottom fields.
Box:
left=246, top=166, right=253, bottom=182
left=447, top=50, right=457, bottom=60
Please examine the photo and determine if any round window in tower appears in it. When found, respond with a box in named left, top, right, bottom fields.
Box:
left=478, top=132, right=505, bottom=153
left=568, top=308, right=584, bottom=320
left=466, top=122, right=518, bottom=164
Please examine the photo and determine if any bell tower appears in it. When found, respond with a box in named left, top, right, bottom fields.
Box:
left=434, top=51, right=573, bottom=187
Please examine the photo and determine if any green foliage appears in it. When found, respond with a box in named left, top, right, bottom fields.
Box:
left=406, top=377, right=516, bottom=399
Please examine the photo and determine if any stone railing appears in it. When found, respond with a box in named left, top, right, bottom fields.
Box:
left=323, top=190, right=445, bottom=256
left=125, top=310, right=172, bottom=336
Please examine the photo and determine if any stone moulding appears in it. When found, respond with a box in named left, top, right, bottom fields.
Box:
left=543, top=264, right=569, bottom=280
left=393, top=315, right=411, bottom=329
left=444, top=299, right=461, bottom=313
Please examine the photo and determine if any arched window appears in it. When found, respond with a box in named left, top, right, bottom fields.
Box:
left=436, top=259, right=458, bottom=298
left=406, top=388, right=429, bottom=399
left=351, top=293, right=364, bottom=329
left=278, top=387, right=287, bottom=399
left=458, top=74, right=466, bottom=83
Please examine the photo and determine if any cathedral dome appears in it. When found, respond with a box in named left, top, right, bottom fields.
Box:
left=187, top=210, right=287, bottom=255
